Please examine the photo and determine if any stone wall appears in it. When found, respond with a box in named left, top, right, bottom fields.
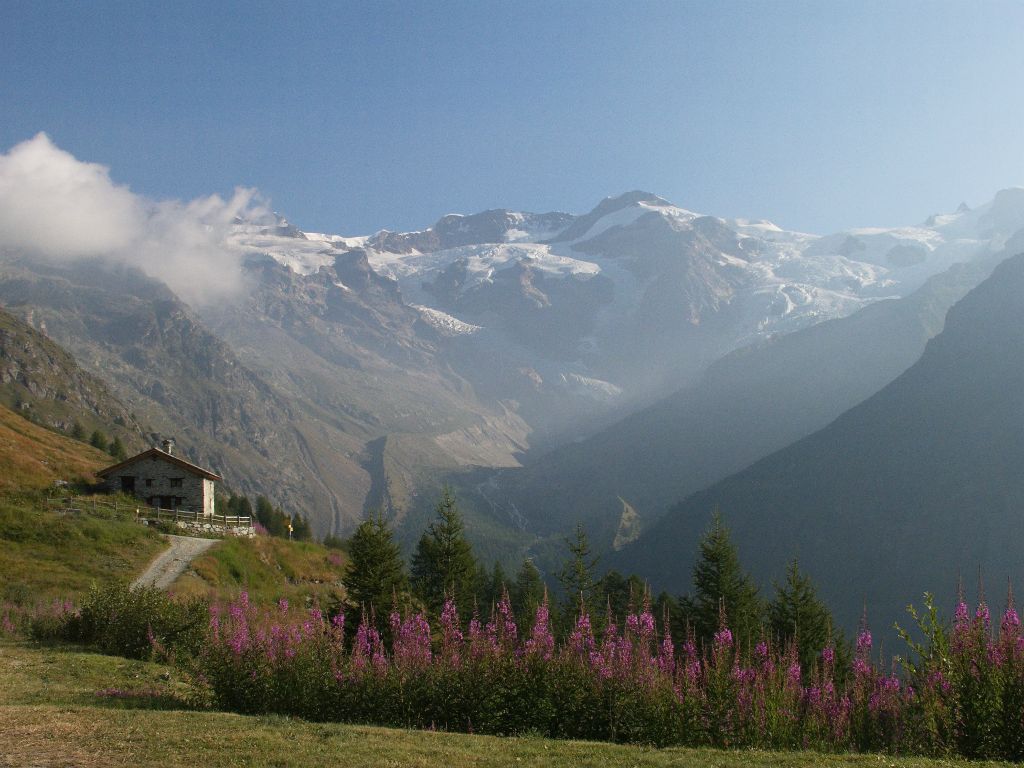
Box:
left=156, top=519, right=256, bottom=538
left=106, top=454, right=210, bottom=514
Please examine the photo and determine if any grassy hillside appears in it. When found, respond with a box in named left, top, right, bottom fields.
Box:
left=0, top=642, right=1010, bottom=768
left=0, top=493, right=166, bottom=604
left=0, top=403, right=112, bottom=492
left=0, top=402, right=168, bottom=602
left=170, top=535, right=348, bottom=606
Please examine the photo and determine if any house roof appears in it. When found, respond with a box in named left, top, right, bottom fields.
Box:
left=96, top=447, right=223, bottom=481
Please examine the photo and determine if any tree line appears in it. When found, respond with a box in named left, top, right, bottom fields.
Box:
left=339, top=488, right=845, bottom=670
left=221, top=493, right=313, bottom=541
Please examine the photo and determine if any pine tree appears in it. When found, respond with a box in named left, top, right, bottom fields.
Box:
left=559, top=523, right=600, bottom=624
left=108, top=436, right=127, bottom=461
left=70, top=422, right=86, bottom=441
left=512, top=557, right=546, bottom=630
left=291, top=513, right=313, bottom=541
left=768, top=558, right=841, bottom=672
left=477, top=560, right=508, bottom=614
left=255, top=496, right=287, bottom=536
left=597, top=569, right=648, bottom=625
left=410, top=487, right=478, bottom=619
left=89, top=430, right=108, bottom=452
left=237, top=496, right=253, bottom=519
left=680, top=511, right=763, bottom=652
left=341, top=513, right=408, bottom=633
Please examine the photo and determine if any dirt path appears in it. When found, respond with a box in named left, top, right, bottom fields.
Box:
left=131, top=534, right=216, bottom=590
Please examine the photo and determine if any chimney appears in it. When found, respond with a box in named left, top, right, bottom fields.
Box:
left=161, top=438, right=175, bottom=455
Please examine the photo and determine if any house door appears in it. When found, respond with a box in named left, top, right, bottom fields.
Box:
left=120, top=476, right=135, bottom=493
left=160, top=496, right=176, bottom=510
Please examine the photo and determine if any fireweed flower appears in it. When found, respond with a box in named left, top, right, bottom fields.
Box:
left=754, top=640, right=769, bottom=661
left=658, top=624, right=675, bottom=675
left=393, top=612, right=432, bottom=669
left=525, top=599, right=554, bottom=660
left=568, top=612, right=595, bottom=657
left=439, top=598, right=463, bottom=665
left=639, top=610, right=656, bottom=641
left=495, top=591, right=518, bottom=647
left=1002, top=605, right=1020, bottom=635
left=856, top=629, right=872, bottom=654
left=787, top=661, right=801, bottom=687
left=625, top=612, right=640, bottom=637
left=714, top=627, right=733, bottom=650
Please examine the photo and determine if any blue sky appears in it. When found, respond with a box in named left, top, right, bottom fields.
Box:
left=3, top=1, right=1023, bottom=235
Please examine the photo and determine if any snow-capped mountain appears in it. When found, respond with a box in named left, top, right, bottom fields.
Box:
left=8, top=182, right=1019, bottom=543
left=226, top=188, right=1015, bottom=427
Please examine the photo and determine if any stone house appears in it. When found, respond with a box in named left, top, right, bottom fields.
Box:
left=96, top=439, right=222, bottom=516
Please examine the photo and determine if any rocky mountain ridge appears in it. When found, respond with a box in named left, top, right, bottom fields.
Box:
left=2, top=187, right=1022, bottom=547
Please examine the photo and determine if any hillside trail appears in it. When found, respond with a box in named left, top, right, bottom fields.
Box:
left=131, top=534, right=217, bottom=590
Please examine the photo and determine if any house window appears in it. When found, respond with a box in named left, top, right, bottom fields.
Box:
left=169, top=478, right=183, bottom=488
left=145, top=479, right=153, bottom=488
left=120, top=476, right=135, bottom=493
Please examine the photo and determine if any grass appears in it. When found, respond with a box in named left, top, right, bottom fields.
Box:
left=0, top=403, right=111, bottom=492
left=169, top=534, right=348, bottom=607
left=0, top=641, right=1015, bottom=768
left=0, top=492, right=166, bottom=604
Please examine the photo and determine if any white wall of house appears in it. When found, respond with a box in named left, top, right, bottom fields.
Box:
left=203, top=478, right=216, bottom=516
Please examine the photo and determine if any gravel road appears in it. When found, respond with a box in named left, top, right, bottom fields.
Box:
left=131, top=534, right=217, bottom=590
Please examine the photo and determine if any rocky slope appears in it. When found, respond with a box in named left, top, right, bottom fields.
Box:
left=480, top=244, right=1012, bottom=550
left=3, top=186, right=1022, bottom=546
left=0, top=304, right=142, bottom=447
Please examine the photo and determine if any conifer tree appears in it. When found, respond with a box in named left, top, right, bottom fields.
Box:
left=255, top=495, right=287, bottom=536
left=341, top=512, right=408, bottom=632
left=680, top=511, right=763, bottom=652
left=236, top=495, right=253, bottom=519
left=768, top=558, right=842, bottom=672
left=108, top=436, right=127, bottom=461
left=597, top=569, right=647, bottom=625
left=89, top=430, right=108, bottom=452
left=70, top=422, right=86, bottom=441
left=559, top=523, right=600, bottom=623
left=512, top=557, right=546, bottom=629
left=291, top=513, right=313, bottom=541
left=476, top=560, right=508, bottom=614
left=410, top=486, right=478, bottom=619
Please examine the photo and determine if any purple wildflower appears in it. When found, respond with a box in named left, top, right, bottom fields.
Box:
left=713, top=627, right=733, bottom=649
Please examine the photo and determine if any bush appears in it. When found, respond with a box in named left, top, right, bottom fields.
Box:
left=41, top=582, right=207, bottom=660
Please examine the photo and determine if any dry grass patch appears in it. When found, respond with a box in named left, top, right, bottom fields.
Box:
left=0, top=404, right=109, bottom=491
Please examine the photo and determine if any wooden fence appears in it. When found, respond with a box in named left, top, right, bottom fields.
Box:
left=45, top=495, right=252, bottom=528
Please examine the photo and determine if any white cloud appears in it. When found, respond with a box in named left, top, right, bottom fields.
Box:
left=0, top=133, right=266, bottom=304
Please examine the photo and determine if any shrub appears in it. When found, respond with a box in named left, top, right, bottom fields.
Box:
left=42, top=582, right=207, bottom=660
